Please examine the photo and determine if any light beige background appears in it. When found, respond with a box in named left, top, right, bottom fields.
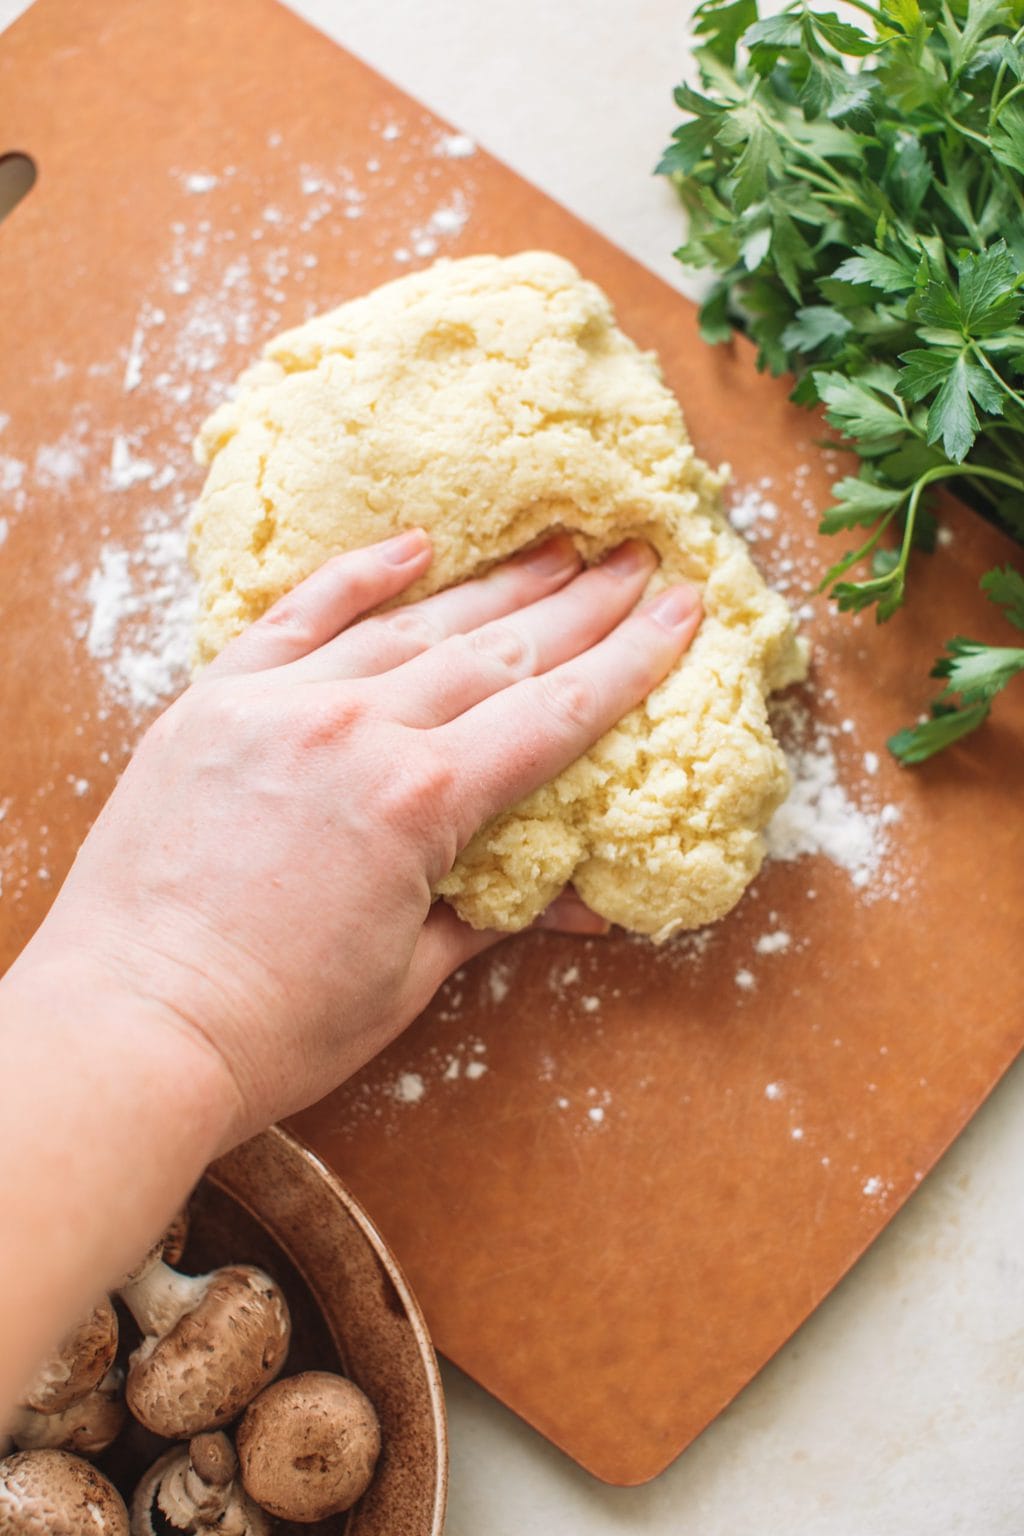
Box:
left=1, top=0, right=1022, bottom=1529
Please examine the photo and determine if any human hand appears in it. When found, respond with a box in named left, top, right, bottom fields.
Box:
left=27, top=530, right=701, bottom=1144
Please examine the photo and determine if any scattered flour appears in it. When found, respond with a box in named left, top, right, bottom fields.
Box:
left=487, top=962, right=511, bottom=1005
left=392, top=1072, right=426, bottom=1104
left=755, top=930, right=791, bottom=955
left=123, top=321, right=146, bottom=392
left=183, top=172, right=218, bottom=194
left=108, top=433, right=155, bottom=490
left=436, top=132, right=476, bottom=159
left=764, top=1081, right=784, bottom=1100
left=85, top=548, right=138, bottom=657
left=1, top=456, right=24, bottom=492
left=735, top=968, right=756, bottom=991
left=766, top=698, right=900, bottom=897
left=728, top=484, right=779, bottom=537
left=35, top=435, right=86, bottom=488
left=80, top=522, right=195, bottom=711
left=429, top=199, right=468, bottom=236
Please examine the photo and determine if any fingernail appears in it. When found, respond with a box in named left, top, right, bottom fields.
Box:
left=522, top=534, right=579, bottom=574
left=645, top=583, right=701, bottom=629
left=601, top=539, right=655, bottom=577
left=382, top=528, right=430, bottom=565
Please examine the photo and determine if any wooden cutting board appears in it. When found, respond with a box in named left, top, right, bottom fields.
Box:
left=1, top=0, right=1021, bottom=1487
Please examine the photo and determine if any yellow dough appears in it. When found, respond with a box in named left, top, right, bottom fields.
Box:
left=191, top=252, right=806, bottom=940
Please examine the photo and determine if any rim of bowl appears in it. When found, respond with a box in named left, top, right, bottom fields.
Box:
left=214, top=1123, right=448, bottom=1536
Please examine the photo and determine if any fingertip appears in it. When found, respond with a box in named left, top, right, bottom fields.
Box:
left=533, top=890, right=612, bottom=936
left=642, top=581, right=703, bottom=634
left=515, top=533, right=582, bottom=578
left=380, top=527, right=433, bottom=566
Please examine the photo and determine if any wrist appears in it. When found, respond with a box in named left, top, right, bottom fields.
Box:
left=3, top=935, right=245, bottom=1159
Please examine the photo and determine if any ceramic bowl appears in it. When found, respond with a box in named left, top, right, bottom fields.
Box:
left=101, top=1124, right=447, bottom=1535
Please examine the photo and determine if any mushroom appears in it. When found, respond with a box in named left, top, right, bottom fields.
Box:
left=237, top=1371, right=381, bottom=1522
left=19, top=1297, right=119, bottom=1416
left=130, top=1432, right=271, bottom=1535
left=12, top=1368, right=126, bottom=1457
left=120, top=1204, right=191, bottom=1289
left=0, top=1448, right=129, bottom=1535
left=119, top=1256, right=290, bottom=1438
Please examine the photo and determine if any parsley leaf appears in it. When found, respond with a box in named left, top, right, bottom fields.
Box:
left=982, top=565, right=1024, bottom=627
left=660, top=0, right=1024, bottom=761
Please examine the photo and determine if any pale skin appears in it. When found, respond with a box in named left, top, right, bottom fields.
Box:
left=0, top=527, right=701, bottom=1421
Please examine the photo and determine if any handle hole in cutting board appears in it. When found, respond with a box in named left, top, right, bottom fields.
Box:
left=0, top=153, right=37, bottom=225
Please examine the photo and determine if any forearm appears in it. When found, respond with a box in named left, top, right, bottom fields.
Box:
left=0, top=945, right=238, bottom=1420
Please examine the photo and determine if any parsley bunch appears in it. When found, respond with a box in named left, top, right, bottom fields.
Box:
left=659, top=0, right=1024, bottom=760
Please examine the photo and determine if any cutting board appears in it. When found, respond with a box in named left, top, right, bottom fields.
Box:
left=1, top=0, right=1021, bottom=1488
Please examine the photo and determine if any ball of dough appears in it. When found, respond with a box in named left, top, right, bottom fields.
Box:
left=191, top=252, right=806, bottom=940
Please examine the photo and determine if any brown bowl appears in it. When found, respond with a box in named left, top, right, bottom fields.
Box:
left=101, top=1125, right=447, bottom=1535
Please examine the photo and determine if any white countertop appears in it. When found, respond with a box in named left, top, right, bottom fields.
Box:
left=3, top=0, right=1022, bottom=1528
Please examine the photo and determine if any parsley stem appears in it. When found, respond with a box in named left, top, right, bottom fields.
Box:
left=823, top=463, right=1024, bottom=602
left=989, top=26, right=1024, bottom=127
left=819, top=511, right=897, bottom=591
left=942, top=116, right=991, bottom=151
left=778, top=156, right=876, bottom=218
left=969, top=343, right=1024, bottom=417
left=994, top=81, right=1024, bottom=116
left=826, top=0, right=886, bottom=21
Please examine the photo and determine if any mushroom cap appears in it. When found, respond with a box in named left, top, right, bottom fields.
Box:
left=237, top=1371, right=381, bottom=1522
left=21, top=1298, right=119, bottom=1415
left=14, top=1369, right=126, bottom=1457
left=0, top=1449, right=129, bottom=1536
left=126, top=1265, right=291, bottom=1438
left=187, top=1432, right=236, bottom=1489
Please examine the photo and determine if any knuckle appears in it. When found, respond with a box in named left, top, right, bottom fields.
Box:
left=374, top=607, right=440, bottom=657
left=295, top=689, right=365, bottom=750
left=470, top=623, right=532, bottom=677
left=380, top=745, right=456, bottom=822
left=257, top=594, right=319, bottom=652
left=539, top=669, right=599, bottom=729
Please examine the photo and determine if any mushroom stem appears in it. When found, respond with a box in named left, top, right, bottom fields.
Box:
left=120, top=1259, right=211, bottom=1342
left=131, top=1434, right=271, bottom=1536
left=11, top=1369, right=126, bottom=1457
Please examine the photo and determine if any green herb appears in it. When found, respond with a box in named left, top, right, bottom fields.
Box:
left=659, top=0, right=1024, bottom=761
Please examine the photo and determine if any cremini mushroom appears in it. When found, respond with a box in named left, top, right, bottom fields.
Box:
left=237, top=1371, right=381, bottom=1522
left=11, top=1368, right=126, bottom=1457
left=0, top=1448, right=129, bottom=1535
left=130, top=1432, right=271, bottom=1535
left=120, top=1205, right=190, bottom=1289
left=119, top=1254, right=291, bottom=1438
left=19, top=1298, right=119, bottom=1416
